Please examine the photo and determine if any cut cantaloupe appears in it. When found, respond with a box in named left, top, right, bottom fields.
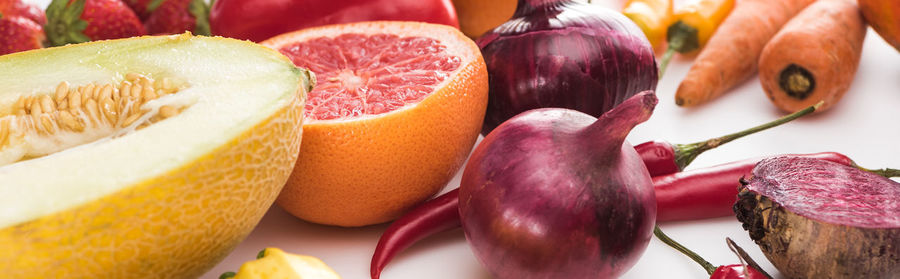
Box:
left=0, top=33, right=313, bottom=278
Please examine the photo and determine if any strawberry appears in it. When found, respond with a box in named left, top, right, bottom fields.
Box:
left=143, top=0, right=210, bottom=35
left=0, top=0, right=46, bottom=25
left=0, top=0, right=46, bottom=55
left=45, top=0, right=146, bottom=46
left=0, top=13, right=44, bottom=55
left=122, top=0, right=161, bottom=20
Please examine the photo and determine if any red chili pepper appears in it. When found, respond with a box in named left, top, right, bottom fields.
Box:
left=635, top=140, right=680, bottom=176
left=637, top=102, right=820, bottom=177
left=370, top=188, right=460, bottom=279
left=654, top=226, right=773, bottom=279
left=655, top=151, right=854, bottom=222
left=711, top=264, right=769, bottom=279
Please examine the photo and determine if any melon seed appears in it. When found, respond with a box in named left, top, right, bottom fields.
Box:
left=0, top=74, right=188, bottom=165
left=159, top=105, right=177, bottom=118
left=69, top=90, right=82, bottom=109
left=54, top=82, right=69, bottom=103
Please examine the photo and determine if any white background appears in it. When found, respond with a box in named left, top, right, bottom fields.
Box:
left=21, top=0, right=900, bottom=278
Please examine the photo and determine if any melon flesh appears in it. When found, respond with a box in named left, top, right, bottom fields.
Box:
left=0, top=34, right=312, bottom=278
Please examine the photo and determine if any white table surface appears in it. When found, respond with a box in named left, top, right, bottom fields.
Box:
left=20, top=0, right=900, bottom=278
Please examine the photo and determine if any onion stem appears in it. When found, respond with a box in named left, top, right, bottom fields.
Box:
left=673, top=101, right=823, bottom=170
left=653, top=225, right=717, bottom=275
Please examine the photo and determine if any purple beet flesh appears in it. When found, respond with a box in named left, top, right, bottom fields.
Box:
left=735, top=156, right=900, bottom=278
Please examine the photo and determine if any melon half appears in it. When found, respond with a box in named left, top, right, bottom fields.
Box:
left=0, top=34, right=313, bottom=278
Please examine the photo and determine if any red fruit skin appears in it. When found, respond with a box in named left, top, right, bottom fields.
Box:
left=80, top=0, right=146, bottom=40
left=0, top=0, right=46, bottom=25
left=0, top=15, right=44, bottom=55
left=123, top=0, right=153, bottom=19
left=143, top=0, right=194, bottom=35
left=209, top=0, right=459, bottom=42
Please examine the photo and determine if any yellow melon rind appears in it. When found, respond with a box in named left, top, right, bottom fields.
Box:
left=0, top=92, right=304, bottom=278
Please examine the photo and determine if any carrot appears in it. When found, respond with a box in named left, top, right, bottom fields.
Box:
left=758, top=0, right=867, bottom=113
left=673, top=0, right=816, bottom=107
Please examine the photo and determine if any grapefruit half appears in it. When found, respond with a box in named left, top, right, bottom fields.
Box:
left=263, top=21, right=488, bottom=227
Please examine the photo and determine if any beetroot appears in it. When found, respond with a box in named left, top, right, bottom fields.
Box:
left=734, top=156, right=900, bottom=278
left=458, top=91, right=658, bottom=278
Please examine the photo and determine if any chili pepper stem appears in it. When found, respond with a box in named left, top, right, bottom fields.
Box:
left=673, top=101, right=823, bottom=169
left=658, top=47, right=676, bottom=77
left=653, top=225, right=717, bottom=275
left=658, top=21, right=697, bottom=77
left=725, top=238, right=774, bottom=279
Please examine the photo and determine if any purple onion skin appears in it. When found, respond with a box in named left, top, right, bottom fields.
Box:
left=459, top=91, right=659, bottom=279
left=477, top=0, right=659, bottom=135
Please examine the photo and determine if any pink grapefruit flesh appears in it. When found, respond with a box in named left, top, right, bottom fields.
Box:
left=278, top=34, right=463, bottom=121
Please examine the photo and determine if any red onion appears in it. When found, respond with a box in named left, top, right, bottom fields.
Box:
left=477, top=0, right=658, bottom=134
left=459, top=91, right=658, bottom=278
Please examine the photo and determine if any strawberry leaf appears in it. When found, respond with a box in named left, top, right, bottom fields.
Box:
left=45, top=0, right=91, bottom=46
left=189, top=0, right=211, bottom=36
left=148, top=0, right=166, bottom=13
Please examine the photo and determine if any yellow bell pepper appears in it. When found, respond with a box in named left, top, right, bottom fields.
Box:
left=659, top=0, right=735, bottom=76
left=622, top=0, right=675, bottom=52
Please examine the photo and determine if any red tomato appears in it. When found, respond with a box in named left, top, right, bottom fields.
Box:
left=209, top=0, right=460, bottom=42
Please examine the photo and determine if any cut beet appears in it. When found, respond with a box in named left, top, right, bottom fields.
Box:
left=734, top=156, right=900, bottom=278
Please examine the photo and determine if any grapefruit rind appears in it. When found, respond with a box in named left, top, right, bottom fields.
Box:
left=264, top=21, right=489, bottom=227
